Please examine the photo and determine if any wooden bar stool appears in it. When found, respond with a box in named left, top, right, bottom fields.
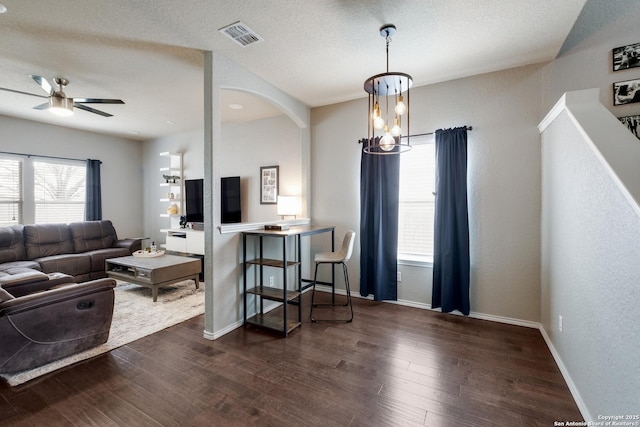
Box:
left=310, top=230, right=356, bottom=323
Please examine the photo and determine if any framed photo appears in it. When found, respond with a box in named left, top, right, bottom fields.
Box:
left=619, top=115, right=640, bottom=139
left=613, top=42, right=640, bottom=71
left=613, top=79, right=640, bottom=106
left=260, top=165, right=279, bottom=204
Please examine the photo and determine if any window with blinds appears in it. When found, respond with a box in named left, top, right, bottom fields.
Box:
left=33, top=160, right=86, bottom=224
left=0, top=158, right=22, bottom=227
left=398, top=135, right=436, bottom=261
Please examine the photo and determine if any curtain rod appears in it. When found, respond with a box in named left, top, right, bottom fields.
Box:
left=358, top=125, right=472, bottom=144
left=0, top=151, right=99, bottom=163
left=404, top=125, right=473, bottom=139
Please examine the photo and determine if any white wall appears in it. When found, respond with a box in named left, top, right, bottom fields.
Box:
left=538, top=0, right=640, bottom=418
left=0, top=115, right=143, bottom=237
left=221, top=114, right=302, bottom=223
left=311, top=63, right=545, bottom=322
left=540, top=109, right=640, bottom=418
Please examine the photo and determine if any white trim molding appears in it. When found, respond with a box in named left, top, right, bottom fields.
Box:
left=539, top=88, right=640, bottom=218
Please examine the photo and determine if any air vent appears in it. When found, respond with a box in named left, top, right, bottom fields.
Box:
left=219, top=21, right=264, bottom=47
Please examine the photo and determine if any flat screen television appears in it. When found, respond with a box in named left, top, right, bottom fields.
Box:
left=221, top=176, right=241, bottom=224
left=185, top=179, right=204, bottom=223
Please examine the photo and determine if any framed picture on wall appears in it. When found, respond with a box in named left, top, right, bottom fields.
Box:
left=618, top=115, right=640, bottom=139
left=260, top=165, right=279, bottom=204
left=613, top=42, right=640, bottom=71
left=613, top=79, right=640, bottom=106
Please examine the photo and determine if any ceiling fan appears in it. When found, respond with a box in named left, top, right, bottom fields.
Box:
left=0, top=74, right=124, bottom=117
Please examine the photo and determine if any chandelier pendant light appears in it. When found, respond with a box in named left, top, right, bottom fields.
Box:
left=363, top=24, right=412, bottom=154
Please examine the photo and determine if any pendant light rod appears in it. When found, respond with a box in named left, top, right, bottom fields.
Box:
left=381, top=24, right=395, bottom=72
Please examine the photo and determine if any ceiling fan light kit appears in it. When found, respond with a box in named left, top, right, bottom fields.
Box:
left=49, top=95, right=74, bottom=117
left=363, top=24, right=412, bottom=155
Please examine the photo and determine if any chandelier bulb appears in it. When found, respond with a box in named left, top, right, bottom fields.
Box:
left=391, top=116, right=402, bottom=137
left=374, top=117, right=385, bottom=130
left=381, top=125, right=395, bottom=151
left=395, top=95, right=407, bottom=116
left=372, top=102, right=384, bottom=129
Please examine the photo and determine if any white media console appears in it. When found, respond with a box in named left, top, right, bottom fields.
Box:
left=163, top=229, right=205, bottom=255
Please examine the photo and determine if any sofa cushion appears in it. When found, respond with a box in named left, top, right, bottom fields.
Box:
left=0, top=270, right=48, bottom=286
left=69, top=220, right=117, bottom=253
left=34, top=253, right=91, bottom=278
left=0, top=225, right=26, bottom=263
left=0, top=261, right=42, bottom=273
left=24, top=223, right=73, bottom=259
left=86, top=247, right=130, bottom=273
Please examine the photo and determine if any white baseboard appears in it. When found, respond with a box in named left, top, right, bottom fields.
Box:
left=203, top=319, right=243, bottom=340
left=204, top=292, right=297, bottom=340
left=538, top=325, right=591, bottom=422
left=314, top=285, right=540, bottom=329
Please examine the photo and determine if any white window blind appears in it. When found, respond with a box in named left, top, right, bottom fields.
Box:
left=0, top=158, right=22, bottom=227
left=33, top=160, right=86, bottom=224
left=398, top=136, right=436, bottom=259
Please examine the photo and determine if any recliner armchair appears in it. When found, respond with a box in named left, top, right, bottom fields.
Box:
left=0, top=277, right=116, bottom=374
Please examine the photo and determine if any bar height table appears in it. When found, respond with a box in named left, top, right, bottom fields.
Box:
left=242, top=225, right=335, bottom=336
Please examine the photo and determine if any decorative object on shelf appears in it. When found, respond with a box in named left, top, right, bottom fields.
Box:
left=167, top=203, right=179, bottom=215
left=613, top=78, right=640, bottom=106
left=179, top=215, right=187, bottom=228
left=132, top=249, right=166, bottom=258
left=167, top=192, right=175, bottom=200
left=618, top=115, right=640, bottom=139
left=260, top=165, right=279, bottom=205
left=264, top=224, right=289, bottom=231
left=363, top=24, right=412, bottom=155
left=277, top=195, right=299, bottom=219
left=162, top=174, right=180, bottom=183
left=613, top=42, right=640, bottom=71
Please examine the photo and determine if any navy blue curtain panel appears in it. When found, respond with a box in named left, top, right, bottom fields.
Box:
left=432, top=127, right=470, bottom=315
left=359, top=139, right=400, bottom=301
left=85, top=159, right=102, bottom=221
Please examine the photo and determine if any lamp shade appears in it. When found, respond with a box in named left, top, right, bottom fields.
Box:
left=277, top=196, right=299, bottom=217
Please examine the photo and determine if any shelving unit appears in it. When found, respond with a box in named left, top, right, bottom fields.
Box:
left=241, top=225, right=336, bottom=337
left=242, top=231, right=302, bottom=336
left=159, top=152, right=183, bottom=233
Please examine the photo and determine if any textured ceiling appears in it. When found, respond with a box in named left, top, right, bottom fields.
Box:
left=0, top=0, right=587, bottom=141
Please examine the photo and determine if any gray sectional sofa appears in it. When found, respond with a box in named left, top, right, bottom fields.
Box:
left=0, top=220, right=139, bottom=374
left=0, top=220, right=141, bottom=284
left=0, top=277, right=117, bottom=374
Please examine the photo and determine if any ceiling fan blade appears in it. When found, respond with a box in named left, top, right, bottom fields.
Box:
left=33, top=102, right=49, bottom=110
left=0, top=87, right=49, bottom=98
left=74, top=103, right=113, bottom=117
left=74, top=98, right=124, bottom=104
left=29, top=74, right=53, bottom=95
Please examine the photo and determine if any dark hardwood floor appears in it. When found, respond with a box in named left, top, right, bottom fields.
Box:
left=0, top=293, right=582, bottom=426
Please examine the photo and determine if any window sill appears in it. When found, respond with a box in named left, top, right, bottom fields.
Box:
left=398, top=254, right=433, bottom=268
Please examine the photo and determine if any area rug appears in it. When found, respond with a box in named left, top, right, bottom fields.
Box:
left=1, top=280, right=205, bottom=386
